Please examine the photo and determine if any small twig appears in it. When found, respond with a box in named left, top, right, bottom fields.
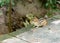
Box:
left=8, top=0, right=13, bottom=32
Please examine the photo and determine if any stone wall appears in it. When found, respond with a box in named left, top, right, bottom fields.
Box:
left=0, top=9, right=9, bottom=34
left=15, top=0, right=47, bottom=18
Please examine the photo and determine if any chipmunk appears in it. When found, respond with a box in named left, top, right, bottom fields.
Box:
left=30, top=17, right=47, bottom=27
left=23, top=14, right=47, bottom=27
left=26, top=14, right=47, bottom=27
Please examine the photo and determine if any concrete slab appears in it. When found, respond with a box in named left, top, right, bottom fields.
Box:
left=1, top=15, right=60, bottom=43
left=1, top=19, right=60, bottom=43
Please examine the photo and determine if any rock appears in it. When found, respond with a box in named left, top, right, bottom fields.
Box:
left=0, top=9, right=9, bottom=34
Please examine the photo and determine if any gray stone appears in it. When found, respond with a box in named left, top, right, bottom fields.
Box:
left=1, top=17, right=60, bottom=43
left=0, top=9, right=9, bottom=34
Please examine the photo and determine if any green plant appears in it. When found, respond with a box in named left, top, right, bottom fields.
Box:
left=46, top=9, right=53, bottom=17
left=46, top=0, right=57, bottom=9
left=57, top=1, right=60, bottom=4
left=23, top=20, right=30, bottom=27
left=0, top=0, right=15, bottom=7
left=46, top=9, right=60, bottom=18
left=26, top=14, right=34, bottom=20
